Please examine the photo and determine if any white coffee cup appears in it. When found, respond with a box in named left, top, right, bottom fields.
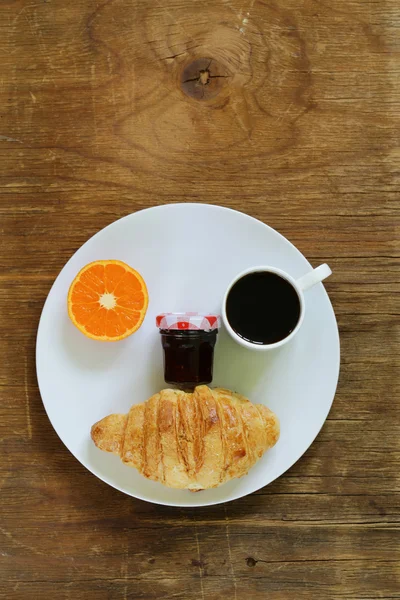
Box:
left=222, top=264, right=332, bottom=351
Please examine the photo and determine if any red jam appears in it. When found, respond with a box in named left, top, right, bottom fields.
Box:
left=156, top=313, right=220, bottom=389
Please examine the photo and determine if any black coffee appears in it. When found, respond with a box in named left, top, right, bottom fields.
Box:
left=226, top=272, right=301, bottom=345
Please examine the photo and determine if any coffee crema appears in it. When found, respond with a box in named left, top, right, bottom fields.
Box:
left=226, top=272, right=301, bottom=345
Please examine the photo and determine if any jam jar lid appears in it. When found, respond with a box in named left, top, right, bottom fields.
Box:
left=156, top=312, right=221, bottom=331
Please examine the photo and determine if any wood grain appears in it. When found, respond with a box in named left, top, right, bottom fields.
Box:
left=0, top=0, right=399, bottom=598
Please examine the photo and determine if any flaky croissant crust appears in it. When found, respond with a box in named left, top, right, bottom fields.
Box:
left=91, top=385, right=279, bottom=490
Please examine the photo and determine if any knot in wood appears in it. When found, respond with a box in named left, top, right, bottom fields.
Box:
left=180, top=57, right=230, bottom=101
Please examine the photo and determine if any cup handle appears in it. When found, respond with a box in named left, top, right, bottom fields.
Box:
left=296, top=263, right=332, bottom=292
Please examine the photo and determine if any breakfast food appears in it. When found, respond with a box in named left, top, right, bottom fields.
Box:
left=67, top=260, right=148, bottom=341
left=156, top=313, right=220, bottom=387
left=91, top=385, right=279, bottom=490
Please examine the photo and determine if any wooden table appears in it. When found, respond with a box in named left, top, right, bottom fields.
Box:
left=1, top=1, right=399, bottom=598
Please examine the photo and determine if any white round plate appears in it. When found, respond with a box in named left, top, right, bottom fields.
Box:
left=36, top=204, right=340, bottom=507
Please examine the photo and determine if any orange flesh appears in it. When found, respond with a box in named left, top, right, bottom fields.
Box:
left=68, top=261, right=148, bottom=341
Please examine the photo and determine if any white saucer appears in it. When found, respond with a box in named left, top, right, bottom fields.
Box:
left=36, top=204, right=340, bottom=506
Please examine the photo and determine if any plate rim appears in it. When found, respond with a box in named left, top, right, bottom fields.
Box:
left=36, top=203, right=340, bottom=507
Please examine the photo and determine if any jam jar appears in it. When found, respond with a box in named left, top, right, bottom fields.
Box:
left=156, top=313, right=220, bottom=389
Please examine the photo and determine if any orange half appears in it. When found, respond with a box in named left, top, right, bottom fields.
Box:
left=67, top=260, right=149, bottom=341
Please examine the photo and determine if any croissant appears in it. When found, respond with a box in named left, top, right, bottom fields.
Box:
left=91, top=385, right=279, bottom=490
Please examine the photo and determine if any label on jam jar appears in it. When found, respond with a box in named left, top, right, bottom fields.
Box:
left=156, top=313, right=220, bottom=389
